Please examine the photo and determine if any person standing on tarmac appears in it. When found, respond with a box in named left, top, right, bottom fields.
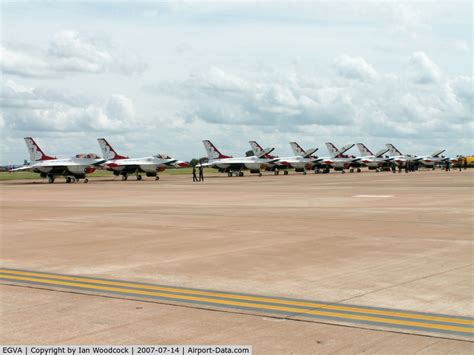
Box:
left=198, top=164, right=204, bottom=182
left=192, top=164, right=198, bottom=182
left=445, top=160, right=450, bottom=171
left=464, top=158, right=468, bottom=170
left=459, top=157, right=463, bottom=171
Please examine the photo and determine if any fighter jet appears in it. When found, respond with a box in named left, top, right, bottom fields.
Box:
left=356, top=143, right=390, bottom=171
left=416, top=149, right=449, bottom=169
left=248, top=141, right=289, bottom=175
left=201, top=140, right=277, bottom=177
left=10, top=137, right=105, bottom=183
left=288, top=142, right=358, bottom=173
left=249, top=141, right=321, bottom=175
left=323, top=143, right=360, bottom=173
left=97, top=138, right=188, bottom=181
left=385, top=143, right=419, bottom=166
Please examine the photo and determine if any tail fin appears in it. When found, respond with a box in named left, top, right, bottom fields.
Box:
left=356, top=143, right=374, bottom=157
left=386, top=143, right=402, bottom=156
left=249, top=141, right=264, bottom=156
left=202, top=140, right=232, bottom=159
left=97, top=138, right=128, bottom=160
left=24, top=137, right=56, bottom=161
left=290, top=142, right=306, bottom=156
left=325, top=142, right=340, bottom=157
left=431, top=149, right=445, bottom=157
left=249, top=141, right=276, bottom=158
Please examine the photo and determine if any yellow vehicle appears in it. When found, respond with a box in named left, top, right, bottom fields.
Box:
left=453, top=156, right=473, bottom=167
left=465, top=156, right=474, bottom=167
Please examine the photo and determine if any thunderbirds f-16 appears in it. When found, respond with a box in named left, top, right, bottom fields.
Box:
left=356, top=143, right=390, bottom=171
left=385, top=143, right=420, bottom=166
left=322, top=143, right=360, bottom=173
left=416, top=149, right=449, bottom=168
left=98, top=138, right=188, bottom=181
left=10, top=137, right=105, bottom=183
left=202, top=140, right=278, bottom=176
left=249, top=141, right=321, bottom=175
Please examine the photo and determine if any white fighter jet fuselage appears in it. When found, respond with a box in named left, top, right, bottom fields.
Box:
left=202, top=140, right=277, bottom=176
left=98, top=138, right=187, bottom=181
left=10, top=137, right=105, bottom=183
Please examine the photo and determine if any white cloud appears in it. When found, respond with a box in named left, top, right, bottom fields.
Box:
left=1, top=31, right=147, bottom=78
left=334, top=55, right=377, bottom=82
left=49, top=31, right=114, bottom=73
left=1, top=80, right=137, bottom=133
left=0, top=46, right=55, bottom=77
left=146, top=55, right=472, bottom=148
left=409, top=51, right=441, bottom=84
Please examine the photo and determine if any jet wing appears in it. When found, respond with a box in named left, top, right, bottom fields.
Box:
left=9, top=165, right=34, bottom=172
left=431, top=149, right=446, bottom=157
left=257, top=147, right=275, bottom=158
left=11, top=160, right=105, bottom=171
left=303, top=148, right=318, bottom=158
left=338, top=143, right=355, bottom=155
left=375, top=148, right=389, bottom=158
left=105, top=159, right=177, bottom=167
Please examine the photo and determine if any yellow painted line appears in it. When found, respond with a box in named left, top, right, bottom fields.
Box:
left=0, top=268, right=472, bottom=326
left=0, top=273, right=472, bottom=335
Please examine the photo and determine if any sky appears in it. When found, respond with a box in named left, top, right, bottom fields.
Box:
left=1, top=1, right=472, bottom=163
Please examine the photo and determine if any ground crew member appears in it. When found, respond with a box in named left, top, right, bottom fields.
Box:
left=405, top=162, right=409, bottom=173
left=464, top=158, right=468, bottom=170
left=459, top=157, right=463, bottom=171
left=391, top=163, right=396, bottom=173
left=192, top=165, right=198, bottom=182
left=445, top=160, right=450, bottom=171
left=199, top=164, right=204, bottom=182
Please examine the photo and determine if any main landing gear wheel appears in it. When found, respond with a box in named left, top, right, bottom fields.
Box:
left=258, top=173, right=262, bottom=177
left=66, top=176, right=72, bottom=183
left=137, top=175, right=142, bottom=181
left=350, top=168, right=354, bottom=173
left=341, top=170, right=345, bottom=174
left=122, top=175, right=128, bottom=181
left=284, top=170, right=289, bottom=175
left=48, top=176, right=55, bottom=184
left=274, top=170, right=279, bottom=176
left=239, top=172, right=244, bottom=177
left=83, top=178, right=89, bottom=183
left=155, top=176, right=160, bottom=181
left=227, top=172, right=232, bottom=177
left=303, top=171, right=307, bottom=175
left=314, top=169, right=320, bottom=174
left=357, top=168, right=361, bottom=173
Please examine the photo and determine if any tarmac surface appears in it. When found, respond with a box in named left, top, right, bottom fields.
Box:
left=1, top=170, right=473, bottom=353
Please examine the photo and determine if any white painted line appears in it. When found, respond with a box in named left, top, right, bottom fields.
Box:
left=353, top=195, right=394, bottom=198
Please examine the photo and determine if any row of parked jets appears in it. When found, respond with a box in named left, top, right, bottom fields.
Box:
left=9, top=137, right=448, bottom=183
